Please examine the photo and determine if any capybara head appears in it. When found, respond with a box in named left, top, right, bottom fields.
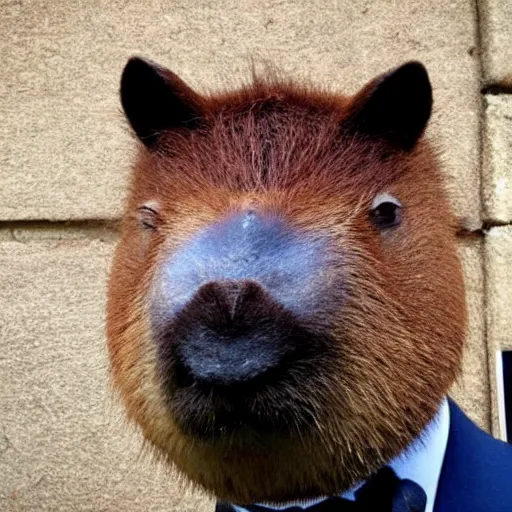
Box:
left=106, top=57, right=467, bottom=505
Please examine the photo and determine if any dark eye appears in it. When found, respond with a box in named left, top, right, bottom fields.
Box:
left=370, top=193, right=402, bottom=230
left=137, top=203, right=159, bottom=231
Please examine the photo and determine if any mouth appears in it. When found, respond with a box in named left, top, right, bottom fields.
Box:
left=166, top=355, right=322, bottom=442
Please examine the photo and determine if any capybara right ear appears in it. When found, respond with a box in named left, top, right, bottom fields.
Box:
left=345, top=61, right=433, bottom=150
left=120, top=56, right=205, bottom=148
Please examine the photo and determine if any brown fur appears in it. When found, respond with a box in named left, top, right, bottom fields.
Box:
left=106, top=66, right=467, bottom=504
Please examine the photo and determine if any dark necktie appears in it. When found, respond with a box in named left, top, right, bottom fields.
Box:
left=216, top=467, right=427, bottom=512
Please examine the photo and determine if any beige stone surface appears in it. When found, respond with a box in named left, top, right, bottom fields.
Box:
left=0, top=237, right=213, bottom=512
left=480, top=0, right=512, bottom=86
left=485, top=226, right=512, bottom=440
left=450, top=236, right=490, bottom=431
left=483, top=95, right=512, bottom=223
left=1, top=0, right=480, bottom=225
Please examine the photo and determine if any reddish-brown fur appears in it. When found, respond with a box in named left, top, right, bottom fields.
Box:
left=107, top=65, right=467, bottom=504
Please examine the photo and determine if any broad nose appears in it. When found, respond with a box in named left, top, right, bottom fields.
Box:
left=171, top=279, right=299, bottom=387
left=151, top=210, right=326, bottom=388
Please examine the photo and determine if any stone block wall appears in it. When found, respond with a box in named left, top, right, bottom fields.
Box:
left=1, top=1, right=511, bottom=510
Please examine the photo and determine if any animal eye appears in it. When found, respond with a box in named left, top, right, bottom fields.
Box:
left=370, top=193, right=402, bottom=230
left=137, top=204, right=160, bottom=231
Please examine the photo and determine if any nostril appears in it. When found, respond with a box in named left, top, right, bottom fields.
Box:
left=223, top=280, right=262, bottom=320
left=196, top=280, right=244, bottom=323
left=189, top=279, right=276, bottom=327
left=168, top=279, right=295, bottom=388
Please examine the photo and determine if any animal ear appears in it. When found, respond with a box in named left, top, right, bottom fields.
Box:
left=344, top=61, right=433, bottom=150
left=120, top=56, right=204, bottom=148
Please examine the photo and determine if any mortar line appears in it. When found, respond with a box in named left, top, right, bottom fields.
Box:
left=0, top=219, right=120, bottom=242
left=0, top=220, right=119, bottom=230
left=482, top=85, right=512, bottom=95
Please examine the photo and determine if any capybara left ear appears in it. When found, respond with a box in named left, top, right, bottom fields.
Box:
left=120, top=56, right=205, bottom=148
left=344, top=61, right=433, bottom=150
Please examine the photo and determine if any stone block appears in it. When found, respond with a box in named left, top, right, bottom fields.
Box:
left=0, top=228, right=491, bottom=509
left=0, top=0, right=480, bottom=225
left=480, top=0, right=512, bottom=87
left=483, top=95, right=512, bottom=224
left=450, top=236, right=490, bottom=431
left=0, top=237, right=213, bottom=511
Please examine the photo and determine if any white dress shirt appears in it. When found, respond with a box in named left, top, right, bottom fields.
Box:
left=234, top=397, right=450, bottom=512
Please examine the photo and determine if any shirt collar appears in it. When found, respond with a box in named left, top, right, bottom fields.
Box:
left=233, top=397, right=450, bottom=512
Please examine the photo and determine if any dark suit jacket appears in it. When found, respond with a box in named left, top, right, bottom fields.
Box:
left=434, top=399, right=512, bottom=512
left=217, top=400, right=512, bottom=511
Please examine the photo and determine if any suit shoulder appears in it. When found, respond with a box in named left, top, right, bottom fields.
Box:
left=435, top=400, right=512, bottom=512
